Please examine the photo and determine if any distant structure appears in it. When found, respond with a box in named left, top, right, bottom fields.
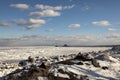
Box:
left=63, top=44, right=69, bottom=47
left=55, top=44, right=69, bottom=47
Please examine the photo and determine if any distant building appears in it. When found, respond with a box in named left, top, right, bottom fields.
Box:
left=63, top=44, right=69, bottom=47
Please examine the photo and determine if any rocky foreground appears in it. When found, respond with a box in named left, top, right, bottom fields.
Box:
left=0, top=46, right=120, bottom=80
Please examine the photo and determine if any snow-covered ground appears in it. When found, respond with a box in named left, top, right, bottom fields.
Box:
left=0, top=46, right=111, bottom=62
left=0, top=46, right=120, bottom=80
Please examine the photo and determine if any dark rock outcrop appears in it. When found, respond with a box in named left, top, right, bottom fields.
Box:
left=74, top=52, right=92, bottom=61
left=39, top=62, right=46, bottom=69
left=111, top=46, right=120, bottom=51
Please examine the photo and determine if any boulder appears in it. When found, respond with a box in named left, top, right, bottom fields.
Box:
left=28, top=56, right=35, bottom=63
left=74, top=53, right=92, bottom=61
left=91, top=59, right=100, bottom=67
left=39, top=62, right=46, bottom=69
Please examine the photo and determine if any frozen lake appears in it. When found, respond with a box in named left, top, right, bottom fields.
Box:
left=0, top=46, right=111, bottom=62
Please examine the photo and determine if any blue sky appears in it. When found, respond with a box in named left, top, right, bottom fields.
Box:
left=0, top=0, right=120, bottom=46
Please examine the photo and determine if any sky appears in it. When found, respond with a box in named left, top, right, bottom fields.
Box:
left=0, top=0, right=120, bottom=46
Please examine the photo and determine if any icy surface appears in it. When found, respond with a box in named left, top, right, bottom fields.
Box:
left=0, top=46, right=120, bottom=80
left=0, top=46, right=111, bottom=61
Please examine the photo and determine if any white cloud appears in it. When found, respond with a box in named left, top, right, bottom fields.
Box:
left=0, top=21, right=11, bottom=27
left=14, top=18, right=45, bottom=29
left=31, top=4, right=75, bottom=18
left=35, top=4, right=75, bottom=10
left=106, top=33, right=120, bottom=39
left=0, top=34, right=120, bottom=46
left=68, top=24, right=80, bottom=28
left=63, top=5, right=75, bottom=9
left=29, top=9, right=61, bottom=17
left=92, top=20, right=110, bottom=26
left=108, top=28, right=116, bottom=31
left=35, top=4, right=62, bottom=10
left=10, top=4, right=29, bottom=9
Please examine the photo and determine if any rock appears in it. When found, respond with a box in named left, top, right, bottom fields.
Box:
left=35, top=56, right=40, bottom=61
left=91, top=59, right=100, bottom=67
left=41, top=57, right=48, bottom=62
left=111, top=46, right=120, bottom=55
left=35, top=56, right=39, bottom=59
left=76, top=62, right=84, bottom=65
left=103, top=53, right=109, bottom=59
left=67, top=72, right=89, bottom=80
left=57, top=60, right=74, bottom=65
left=69, top=54, right=76, bottom=59
left=53, top=56, right=60, bottom=61
left=74, top=53, right=92, bottom=61
left=102, top=66, right=108, bottom=70
left=39, top=62, right=46, bottom=69
left=86, top=53, right=93, bottom=59
left=111, top=46, right=120, bottom=51
left=19, top=60, right=27, bottom=66
left=28, top=56, right=35, bottom=63
left=58, top=69, right=66, bottom=74
left=80, top=75, right=89, bottom=80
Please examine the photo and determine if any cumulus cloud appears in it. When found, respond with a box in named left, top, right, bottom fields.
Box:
left=68, top=24, right=80, bottom=28
left=35, top=4, right=62, bottom=10
left=10, top=4, right=29, bottom=9
left=92, top=20, right=110, bottom=26
left=35, top=4, right=75, bottom=10
left=0, top=21, right=11, bottom=27
left=30, top=4, right=75, bottom=17
left=14, top=18, right=45, bottom=29
left=108, top=28, right=116, bottom=31
left=29, top=9, right=61, bottom=17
